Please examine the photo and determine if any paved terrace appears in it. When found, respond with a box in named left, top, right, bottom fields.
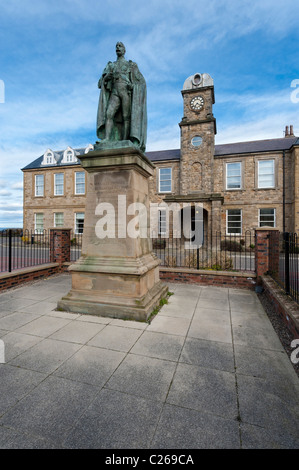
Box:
left=0, top=274, right=298, bottom=449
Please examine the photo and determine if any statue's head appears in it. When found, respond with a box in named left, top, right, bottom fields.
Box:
left=116, top=42, right=126, bottom=57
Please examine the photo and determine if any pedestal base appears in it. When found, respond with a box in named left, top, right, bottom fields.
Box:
left=57, top=270, right=168, bottom=322
left=57, top=145, right=168, bottom=322
left=58, top=252, right=168, bottom=322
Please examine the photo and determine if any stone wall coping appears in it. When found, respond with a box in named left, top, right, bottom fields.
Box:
left=0, top=263, right=59, bottom=280
left=159, top=267, right=256, bottom=278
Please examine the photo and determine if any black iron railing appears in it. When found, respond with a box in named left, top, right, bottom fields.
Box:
left=0, top=229, right=50, bottom=273
left=70, top=230, right=82, bottom=262
left=152, top=230, right=255, bottom=272
left=269, top=232, right=299, bottom=304
left=1, top=228, right=255, bottom=274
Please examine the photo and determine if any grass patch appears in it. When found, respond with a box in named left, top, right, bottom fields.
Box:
left=147, top=291, right=174, bottom=324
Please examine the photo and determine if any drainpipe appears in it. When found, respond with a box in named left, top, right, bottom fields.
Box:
left=283, top=150, right=286, bottom=233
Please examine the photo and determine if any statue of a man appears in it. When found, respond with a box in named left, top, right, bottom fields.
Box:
left=96, top=42, right=147, bottom=152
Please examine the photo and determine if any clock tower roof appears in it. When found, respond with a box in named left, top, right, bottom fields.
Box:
left=183, top=73, right=213, bottom=91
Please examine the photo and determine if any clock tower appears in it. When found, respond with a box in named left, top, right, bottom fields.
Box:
left=179, top=73, right=216, bottom=195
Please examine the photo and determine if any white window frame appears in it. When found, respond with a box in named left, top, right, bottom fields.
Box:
left=226, top=209, right=242, bottom=235
left=54, top=173, right=64, bottom=196
left=54, top=212, right=64, bottom=228
left=34, top=213, right=44, bottom=233
left=158, top=167, right=172, bottom=193
left=259, top=208, right=276, bottom=227
left=35, top=174, right=44, bottom=197
left=41, top=149, right=56, bottom=166
left=75, top=212, right=85, bottom=234
left=158, top=209, right=167, bottom=235
left=258, top=159, right=275, bottom=189
left=75, top=171, right=85, bottom=195
left=61, top=146, right=78, bottom=164
left=46, top=153, right=53, bottom=164
left=226, top=162, right=242, bottom=190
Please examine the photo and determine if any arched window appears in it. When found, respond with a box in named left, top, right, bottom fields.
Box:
left=42, top=149, right=56, bottom=166
left=62, top=147, right=77, bottom=164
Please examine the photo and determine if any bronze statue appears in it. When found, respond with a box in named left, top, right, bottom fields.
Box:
left=96, top=42, right=147, bottom=152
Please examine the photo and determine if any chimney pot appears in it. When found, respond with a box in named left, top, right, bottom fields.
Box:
left=285, top=125, right=289, bottom=137
left=290, top=125, right=294, bottom=136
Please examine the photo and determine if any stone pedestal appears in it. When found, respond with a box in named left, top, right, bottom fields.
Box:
left=57, top=144, right=168, bottom=321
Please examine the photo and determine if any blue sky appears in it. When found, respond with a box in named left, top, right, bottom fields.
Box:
left=0, top=0, right=298, bottom=227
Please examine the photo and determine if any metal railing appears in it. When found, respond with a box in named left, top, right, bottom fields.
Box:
left=1, top=228, right=255, bottom=275
left=70, top=231, right=83, bottom=262
left=152, top=230, right=255, bottom=272
left=269, top=232, right=299, bottom=304
left=0, top=229, right=50, bottom=273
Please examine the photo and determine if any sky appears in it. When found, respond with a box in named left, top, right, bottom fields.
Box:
left=0, top=0, right=298, bottom=227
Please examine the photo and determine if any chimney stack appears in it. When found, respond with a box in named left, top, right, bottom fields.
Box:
left=285, top=125, right=289, bottom=137
left=290, top=125, right=294, bottom=136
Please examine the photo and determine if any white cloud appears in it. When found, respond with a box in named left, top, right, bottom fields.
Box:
left=0, top=202, right=23, bottom=211
left=11, top=182, right=23, bottom=190
left=0, top=190, right=12, bottom=197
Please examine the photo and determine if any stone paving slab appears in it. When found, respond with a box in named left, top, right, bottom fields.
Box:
left=9, top=338, right=81, bottom=374
left=179, top=337, right=235, bottom=373
left=0, top=312, right=41, bottom=332
left=88, top=325, right=143, bottom=352
left=166, top=362, right=238, bottom=420
left=50, top=320, right=106, bottom=344
left=106, top=354, right=177, bottom=402
left=63, top=388, right=163, bottom=449
left=0, top=375, right=98, bottom=446
left=0, top=274, right=298, bottom=449
left=53, top=345, right=125, bottom=386
left=150, top=404, right=240, bottom=449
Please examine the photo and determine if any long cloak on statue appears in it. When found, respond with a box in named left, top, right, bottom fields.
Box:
left=96, top=60, right=147, bottom=152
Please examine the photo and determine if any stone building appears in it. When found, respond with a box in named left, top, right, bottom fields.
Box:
left=22, top=73, right=299, bottom=238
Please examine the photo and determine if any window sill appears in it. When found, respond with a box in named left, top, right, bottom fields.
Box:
left=255, top=187, right=276, bottom=191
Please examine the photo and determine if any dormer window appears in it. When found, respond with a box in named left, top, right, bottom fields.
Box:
left=42, top=149, right=57, bottom=166
left=46, top=153, right=53, bottom=164
left=66, top=150, right=73, bottom=162
left=62, top=146, right=78, bottom=164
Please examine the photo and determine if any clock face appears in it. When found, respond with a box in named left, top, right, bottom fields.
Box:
left=190, top=96, right=204, bottom=111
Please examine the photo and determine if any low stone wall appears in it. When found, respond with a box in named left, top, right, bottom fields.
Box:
left=159, top=267, right=257, bottom=290
left=261, top=275, right=299, bottom=339
left=0, top=263, right=61, bottom=292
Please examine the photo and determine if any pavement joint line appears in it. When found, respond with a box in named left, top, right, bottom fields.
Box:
left=147, top=288, right=202, bottom=449
left=1, top=275, right=298, bottom=448
left=60, top=321, right=154, bottom=447
left=228, top=287, right=244, bottom=449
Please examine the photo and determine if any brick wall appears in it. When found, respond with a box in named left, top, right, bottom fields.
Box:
left=50, top=228, right=71, bottom=264
left=261, top=275, right=299, bottom=339
left=160, top=267, right=256, bottom=290
left=0, top=264, right=61, bottom=292
left=255, top=228, right=279, bottom=279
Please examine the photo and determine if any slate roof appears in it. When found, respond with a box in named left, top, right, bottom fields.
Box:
left=21, top=148, right=87, bottom=170
left=22, top=138, right=299, bottom=170
left=214, top=137, right=299, bottom=157
left=146, top=149, right=180, bottom=161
